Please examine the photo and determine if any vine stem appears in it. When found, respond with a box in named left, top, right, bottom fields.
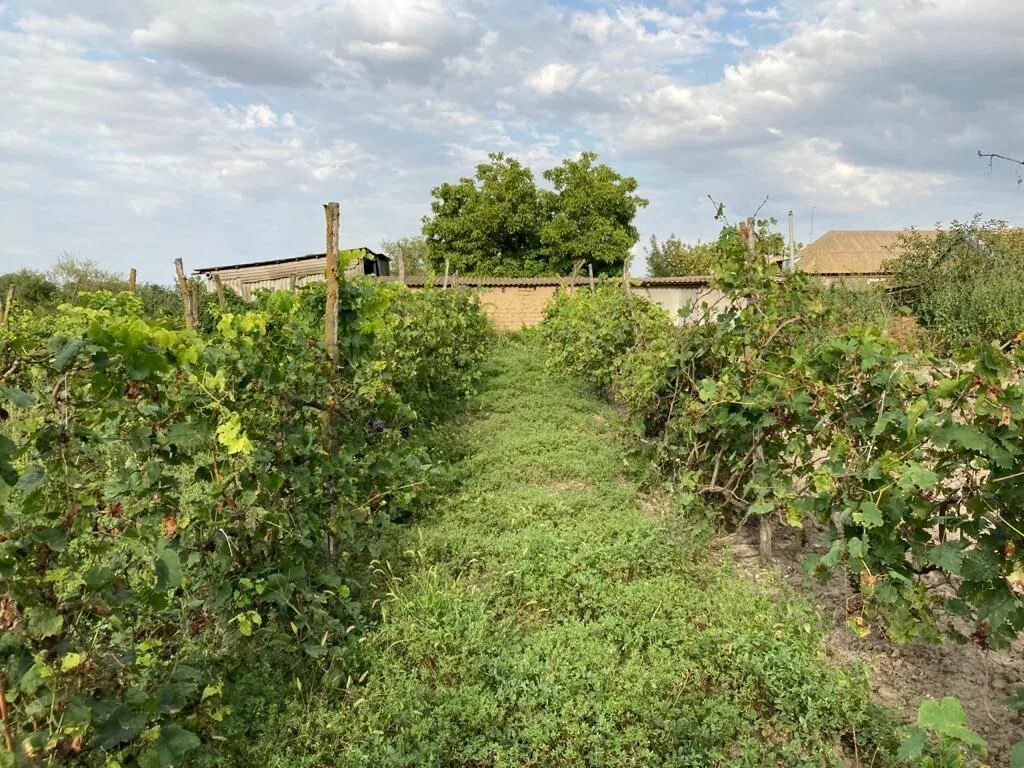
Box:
left=0, top=673, right=14, bottom=753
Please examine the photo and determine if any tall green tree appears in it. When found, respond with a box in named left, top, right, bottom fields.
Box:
left=422, top=153, right=546, bottom=276
left=422, top=151, right=647, bottom=276
left=540, top=152, right=648, bottom=275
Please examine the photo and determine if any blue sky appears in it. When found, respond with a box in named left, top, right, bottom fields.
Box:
left=2, top=0, right=1022, bottom=282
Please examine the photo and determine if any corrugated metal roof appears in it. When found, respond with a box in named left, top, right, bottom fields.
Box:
left=796, top=230, right=935, bottom=275
left=195, top=248, right=387, bottom=275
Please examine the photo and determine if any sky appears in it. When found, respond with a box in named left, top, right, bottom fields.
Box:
left=2, top=0, right=1022, bottom=282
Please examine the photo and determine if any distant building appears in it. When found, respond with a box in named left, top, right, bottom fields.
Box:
left=195, top=248, right=390, bottom=299
left=795, top=230, right=934, bottom=283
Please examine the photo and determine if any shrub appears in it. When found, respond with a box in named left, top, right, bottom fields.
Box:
left=0, top=279, right=491, bottom=765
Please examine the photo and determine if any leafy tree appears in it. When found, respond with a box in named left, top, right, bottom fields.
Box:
left=645, top=219, right=789, bottom=277
left=887, top=217, right=1024, bottom=346
left=0, top=269, right=61, bottom=311
left=540, top=152, right=648, bottom=276
left=422, top=153, right=546, bottom=276
left=49, top=253, right=127, bottom=296
left=380, top=236, right=430, bottom=277
left=645, top=235, right=719, bottom=276
left=422, top=151, right=647, bottom=276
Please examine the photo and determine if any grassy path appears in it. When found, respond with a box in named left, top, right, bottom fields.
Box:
left=274, top=340, right=884, bottom=767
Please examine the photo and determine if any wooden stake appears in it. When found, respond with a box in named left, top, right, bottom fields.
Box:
left=742, top=216, right=757, bottom=258
left=289, top=273, right=298, bottom=292
left=442, top=259, right=450, bottom=289
left=173, top=258, right=194, bottom=330
left=323, top=202, right=340, bottom=362
left=191, top=283, right=202, bottom=328
left=128, top=267, right=137, bottom=292
left=759, top=516, right=773, bottom=563
left=212, top=273, right=227, bottom=312
left=588, top=263, right=595, bottom=292
left=1, top=285, right=13, bottom=325
left=622, top=256, right=632, bottom=293
left=397, top=252, right=406, bottom=283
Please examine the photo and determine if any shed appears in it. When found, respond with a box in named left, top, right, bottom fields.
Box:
left=195, top=248, right=389, bottom=299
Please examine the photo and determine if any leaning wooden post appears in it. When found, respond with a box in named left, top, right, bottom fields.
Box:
left=173, top=258, right=194, bottom=330
left=588, top=263, right=595, bottom=292
left=128, top=267, right=137, bottom=293
left=323, top=202, right=341, bottom=362
left=442, top=259, right=450, bottom=289
left=212, top=273, right=227, bottom=312
left=0, top=285, right=14, bottom=325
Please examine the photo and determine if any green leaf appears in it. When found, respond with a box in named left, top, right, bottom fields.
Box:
left=216, top=412, right=253, bottom=455
left=155, top=547, right=183, bottom=592
left=53, top=338, right=86, bottom=372
left=900, top=463, right=938, bottom=490
left=93, top=704, right=147, bottom=749
left=928, top=542, right=963, bottom=575
left=1004, top=687, right=1024, bottom=711
left=917, top=697, right=986, bottom=752
left=1010, top=740, right=1024, bottom=768
left=27, top=607, right=64, bottom=639
left=853, top=501, right=883, bottom=529
left=897, top=727, right=926, bottom=761
left=906, top=397, right=928, bottom=441
left=16, top=464, right=46, bottom=496
left=155, top=726, right=201, bottom=765
left=2, top=386, right=34, bottom=408
left=931, top=422, right=992, bottom=453
left=61, top=652, right=84, bottom=672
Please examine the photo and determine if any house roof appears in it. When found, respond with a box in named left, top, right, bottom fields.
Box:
left=195, top=248, right=387, bottom=275
left=796, top=230, right=935, bottom=275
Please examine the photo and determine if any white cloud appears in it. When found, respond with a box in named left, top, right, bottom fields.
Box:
left=1, top=0, right=1023, bottom=278
left=527, top=63, right=579, bottom=95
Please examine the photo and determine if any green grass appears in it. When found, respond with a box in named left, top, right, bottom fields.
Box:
left=240, top=338, right=900, bottom=767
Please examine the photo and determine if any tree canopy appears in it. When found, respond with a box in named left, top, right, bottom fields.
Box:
left=887, top=217, right=1024, bottom=346
left=422, top=152, right=647, bottom=277
left=646, top=217, right=789, bottom=277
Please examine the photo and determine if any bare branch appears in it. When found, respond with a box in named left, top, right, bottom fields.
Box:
left=706, top=193, right=729, bottom=225
left=978, top=150, right=1024, bottom=185
left=978, top=150, right=1024, bottom=167
left=752, top=194, right=770, bottom=220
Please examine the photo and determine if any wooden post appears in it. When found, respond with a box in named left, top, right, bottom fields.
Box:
left=743, top=216, right=757, bottom=258
left=173, top=258, right=194, bottom=330
left=289, top=273, right=298, bottom=292
left=397, top=252, right=406, bottom=283
left=191, top=283, right=202, bottom=328
left=0, top=285, right=13, bottom=325
left=588, top=263, right=595, bottom=292
left=759, top=516, right=773, bottom=563
left=442, top=259, right=450, bottom=289
left=128, top=268, right=137, bottom=293
left=622, top=256, right=632, bottom=294
left=323, top=202, right=340, bottom=362
left=212, top=273, right=227, bottom=312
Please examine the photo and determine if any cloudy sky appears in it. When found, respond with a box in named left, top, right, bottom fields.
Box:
left=2, top=0, right=1022, bottom=281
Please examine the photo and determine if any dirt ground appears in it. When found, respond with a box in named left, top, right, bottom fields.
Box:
left=725, top=521, right=1024, bottom=767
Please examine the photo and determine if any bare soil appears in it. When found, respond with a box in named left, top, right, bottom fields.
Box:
left=724, top=522, right=1024, bottom=766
